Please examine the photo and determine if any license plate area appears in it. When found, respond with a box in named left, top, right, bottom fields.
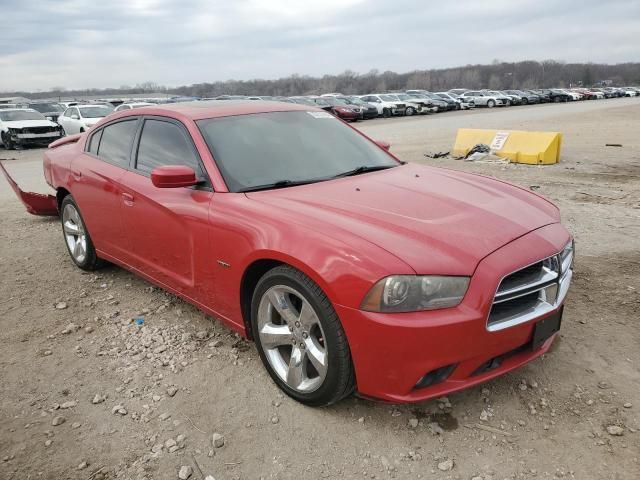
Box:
left=531, top=307, right=563, bottom=350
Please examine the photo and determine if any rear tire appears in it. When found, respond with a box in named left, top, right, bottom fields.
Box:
left=405, top=107, right=416, bottom=116
left=60, top=195, right=104, bottom=271
left=522, top=98, right=528, bottom=105
left=251, top=265, right=355, bottom=406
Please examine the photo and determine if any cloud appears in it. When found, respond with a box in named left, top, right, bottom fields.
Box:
left=1, top=0, right=638, bottom=91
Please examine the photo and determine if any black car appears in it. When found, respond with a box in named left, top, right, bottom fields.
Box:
left=504, top=90, right=540, bottom=105
left=27, top=102, right=65, bottom=122
left=339, top=96, right=379, bottom=119
left=547, top=89, right=572, bottom=102
left=527, top=90, right=551, bottom=103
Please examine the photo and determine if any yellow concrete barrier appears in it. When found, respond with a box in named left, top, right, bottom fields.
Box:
left=452, top=129, right=562, bottom=164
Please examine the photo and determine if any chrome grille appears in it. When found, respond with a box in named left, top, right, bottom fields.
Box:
left=488, top=241, right=574, bottom=331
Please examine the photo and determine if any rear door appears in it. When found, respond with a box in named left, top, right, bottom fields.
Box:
left=119, top=116, right=214, bottom=300
left=69, top=118, right=139, bottom=261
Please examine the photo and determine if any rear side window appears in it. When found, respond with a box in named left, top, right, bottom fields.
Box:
left=136, top=119, right=200, bottom=174
left=97, top=120, right=138, bottom=167
left=87, top=129, right=103, bottom=154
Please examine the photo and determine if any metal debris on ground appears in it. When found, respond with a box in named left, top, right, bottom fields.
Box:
left=424, top=151, right=450, bottom=159
left=464, top=143, right=491, bottom=158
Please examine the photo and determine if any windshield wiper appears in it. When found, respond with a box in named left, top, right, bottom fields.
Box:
left=238, top=179, right=319, bottom=193
left=331, top=164, right=397, bottom=179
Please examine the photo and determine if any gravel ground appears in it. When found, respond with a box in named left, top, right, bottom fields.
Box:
left=0, top=99, right=639, bottom=480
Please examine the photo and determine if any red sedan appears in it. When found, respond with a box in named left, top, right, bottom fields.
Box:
left=4, top=101, right=573, bottom=406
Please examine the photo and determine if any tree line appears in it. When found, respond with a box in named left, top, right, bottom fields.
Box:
left=6, top=60, right=640, bottom=100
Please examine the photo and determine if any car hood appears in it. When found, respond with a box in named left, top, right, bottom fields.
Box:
left=2, top=119, right=59, bottom=128
left=246, top=164, right=560, bottom=276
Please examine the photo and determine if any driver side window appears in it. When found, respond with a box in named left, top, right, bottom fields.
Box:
left=135, top=119, right=203, bottom=177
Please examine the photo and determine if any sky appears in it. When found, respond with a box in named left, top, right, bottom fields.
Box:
left=1, top=0, right=639, bottom=92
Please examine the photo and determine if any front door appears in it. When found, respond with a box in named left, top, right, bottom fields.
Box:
left=119, top=117, right=214, bottom=302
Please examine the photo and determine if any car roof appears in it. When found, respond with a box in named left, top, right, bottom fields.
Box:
left=109, top=100, right=318, bottom=121
left=0, top=108, right=35, bottom=112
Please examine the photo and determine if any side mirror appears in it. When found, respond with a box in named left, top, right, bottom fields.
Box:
left=71, top=115, right=79, bottom=120
left=375, top=140, right=391, bottom=151
left=151, top=165, right=198, bottom=188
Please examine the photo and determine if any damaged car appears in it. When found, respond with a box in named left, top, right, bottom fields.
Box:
left=2, top=101, right=573, bottom=407
left=0, top=108, right=64, bottom=149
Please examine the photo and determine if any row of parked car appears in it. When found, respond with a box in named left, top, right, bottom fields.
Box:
left=1, top=85, right=638, bottom=149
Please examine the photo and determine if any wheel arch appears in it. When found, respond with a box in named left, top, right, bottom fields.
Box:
left=240, top=258, right=284, bottom=340
left=238, top=252, right=340, bottom=341
left=56, top=187, right=71, bottom=210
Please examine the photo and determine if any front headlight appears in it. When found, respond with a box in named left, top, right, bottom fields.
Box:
left=361, top=275, right=470, bottom=313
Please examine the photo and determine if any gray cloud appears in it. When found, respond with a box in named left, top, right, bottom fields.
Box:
left=1, top=0, right=639, bottom=91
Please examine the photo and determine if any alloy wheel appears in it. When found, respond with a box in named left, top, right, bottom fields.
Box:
left=257, top=285, right=328, bottom=393
left=62, top=203, right=87, bottom=263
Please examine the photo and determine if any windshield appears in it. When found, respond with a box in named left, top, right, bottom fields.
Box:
left=322, top=97, right=348, bottom=106
left=379, top=95, right=397, bottom=101
left=28, top=103, right=64, bottom=113
left=197, top=111, right=398, bottom=192
left=0, top=110, right=46, bottom=121
left=343, top=97, right=366, bottom=105
left=78, top=106, right=113, bottom=118
left=396, top=94, right=413, bottom=100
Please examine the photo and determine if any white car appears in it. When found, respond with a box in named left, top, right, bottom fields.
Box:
left=459, top=91, right=506, bottom=108
left=58, top=105, right=113, bottom=134
left=437, top=92, right=475, bottom=110
left=114, top=102, right=155, bottom=112
left=382, top=94, right=424, bottom=116
left=0, top=108, right=63, bottom=149
left=359, top=94, right=406, bottom=117
left=623, top=88, right=638, bottom=97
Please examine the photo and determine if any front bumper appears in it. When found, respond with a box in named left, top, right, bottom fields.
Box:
left=336, top=111, right=360, bottom=121
left=10, top=131, right=62, bottom=146
left=338, top=223, right=572, bottom=403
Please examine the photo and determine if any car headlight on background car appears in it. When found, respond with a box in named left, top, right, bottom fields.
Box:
left=361, top=275, right=470, bottom=313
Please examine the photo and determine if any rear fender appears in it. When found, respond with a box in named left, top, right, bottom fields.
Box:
left=0, top=161, right=58, bottom=216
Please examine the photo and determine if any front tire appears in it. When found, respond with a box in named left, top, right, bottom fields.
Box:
left=405, top=107, right=416, bottom=116
left=487, top=100, right=495, bottom=108
left=2, top=132, right=14, bottom=150
left=60, top=195, right=104, bottom=271
left=382, top=108, right=391, bottom=118
left=251, top=265, right=355, bottom=406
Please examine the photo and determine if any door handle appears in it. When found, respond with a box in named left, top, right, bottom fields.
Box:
left=122, top=192, right=134, bottom=206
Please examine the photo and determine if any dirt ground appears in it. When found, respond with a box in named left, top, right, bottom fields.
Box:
left=1, top=99, right=638, bottom=480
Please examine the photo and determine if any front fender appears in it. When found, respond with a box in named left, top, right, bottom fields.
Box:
left=207, top=194, right=414, bottom=326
